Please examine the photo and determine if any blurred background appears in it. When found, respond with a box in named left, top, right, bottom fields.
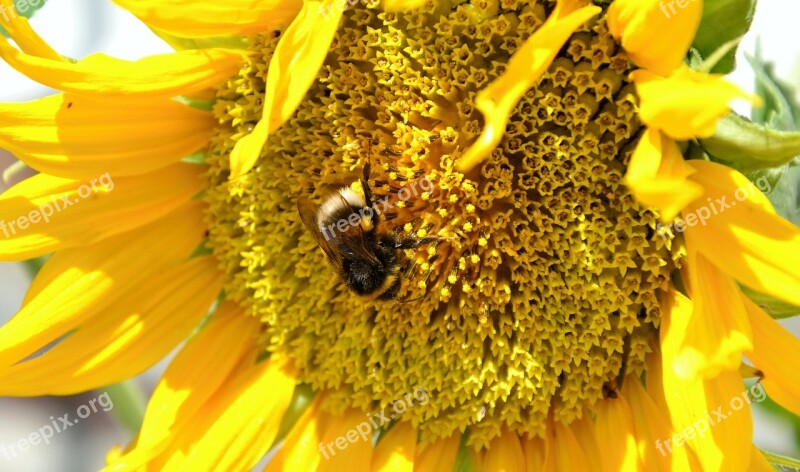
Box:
left=1, top=0, right=800, bottom=470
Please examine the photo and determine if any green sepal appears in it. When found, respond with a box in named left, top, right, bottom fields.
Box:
left=740, top=283, right=800, bottom=320
left=0, top=0, right=49, bottom=37
left=181, top=151, right=207, bottom=165
left=691, top=0, right=757, bottom=74
left=22, top=254, right=50, bottom=278
left=760, top=449, right=800, bottom=470
left=102, top=380, right=148, bottom=436
left=150, top=28, right=249, bottom=51
left=453, top=431, right=480, bottom=472
left=700, top=113, right=800, bottom=171
left=274, top=384, right=315, bottom=445
left=175, top=96, right=215, bottom=111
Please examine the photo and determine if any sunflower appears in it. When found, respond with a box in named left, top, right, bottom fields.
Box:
left=1, top=0, right=799, bottom=470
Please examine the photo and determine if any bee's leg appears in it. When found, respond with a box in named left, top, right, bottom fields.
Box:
left=361, top=161, right=373, bottom=207
left=361, top=162, right=383, bottom=230
left=393, top=236, right=438, bottom=249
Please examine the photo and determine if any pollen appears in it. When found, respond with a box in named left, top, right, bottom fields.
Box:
left=203, top=1, right=684, bottom=447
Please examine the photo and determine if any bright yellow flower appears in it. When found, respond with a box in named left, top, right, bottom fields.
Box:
left=0, top=0, right=798, bottom=471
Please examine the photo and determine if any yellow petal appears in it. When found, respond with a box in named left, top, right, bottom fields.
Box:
left=168, top=355, right=296, bottom=471
left=413, top=433, right=459, bottom=472
left=743, top=295, right=800, bottom=416
left=595, top=394, right=643, bottom=471
left=674, top=248, right=752, bottom=380
left=623, top=378, right=697, bottom=471
left=317, top=408, right=373, bottom=472
left=0, top=202, right=206, bottom=369
left=229, top=0, right=344, bottom=179
left=749, top=445, right=776, bottom=472
left=659, top=288, right=753, bottom=472
left=372, top=422, right=415, bottom=472
left=0, top=256, right=222, bottom=395
left=0, top=37, right=244, bottom=99
left=521, top=435, right=547, bottom=472
left=632, top=66, right=755, bottom=140
left=542, top=418, right=593, bottom=472
left=0, top=94, right=215, bottom=179
left=264, top=394, right=329, bottom=472
left=483, top=430, right=526, bottom=472
left=684, top=160, right=800, bottom=307
left=624, top=128, right=703, bottom=222
left=607, top=0, right=701, bottom=75
left=0, top=163, right=203, bottom=260
left=108, top=303, right=259, bottom=470
left=456, top=0, right=600, bottom=173
left=112, top=0, right=302, bottom=38
left=570, top=417, right=601, bottom=467
left=0, top=0, right=62, bottom=60
left=383, top=0, right=426, bottom=11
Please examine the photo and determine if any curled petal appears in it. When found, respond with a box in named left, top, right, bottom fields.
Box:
left=744, top=296, right=800, bottom=417
left=229, top=0, right=344, bottom=179
left=658, top=288, right=753, bottom=472
left=112, top=0, right=302, bottom=38
left=0, top=37, right=245, bottom=99
left=684, top=160, right=800, bottom=307
left=457, top=0, right=600, bottom=173
left=625, top=128, right=703, bottom=222
left=607, top=0, right=701, bottom=75
left=632, top=66, right=756, bottom=140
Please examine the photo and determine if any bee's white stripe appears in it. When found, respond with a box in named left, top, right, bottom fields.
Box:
left=317, top=187, right=366, bottom=228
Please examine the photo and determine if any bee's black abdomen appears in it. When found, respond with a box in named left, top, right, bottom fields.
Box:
left=342, top=258, right=387, bottom=295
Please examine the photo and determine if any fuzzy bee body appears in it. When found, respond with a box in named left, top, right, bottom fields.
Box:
left=298, top=163, right=432, bottom=299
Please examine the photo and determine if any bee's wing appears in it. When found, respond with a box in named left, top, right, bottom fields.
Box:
left=327, top=193, right=383, bottom=267
left=297, top=197, right=343, bottom=268
left=339, top=230, right=382, bottom=266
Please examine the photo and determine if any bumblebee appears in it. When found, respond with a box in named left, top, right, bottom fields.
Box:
left=297, top=163, right=434, bottom=299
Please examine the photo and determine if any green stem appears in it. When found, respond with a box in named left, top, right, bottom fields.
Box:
left=101, top=381, right=148, bottom=437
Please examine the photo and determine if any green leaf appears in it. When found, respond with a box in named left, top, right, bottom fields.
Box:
left=695, top=37, right=744, bottom=74
left=691, top=0, right=757, bottom=74
left=700, top=113, right=800, bottom=171
left=748, top=45, right=798, bottom=131
left=0, top=0, right=49, bottom=37
left=759, top=163, right=800, bottom=226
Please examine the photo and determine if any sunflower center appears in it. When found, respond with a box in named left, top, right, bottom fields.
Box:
left=203, top=0, right=683, bottom=447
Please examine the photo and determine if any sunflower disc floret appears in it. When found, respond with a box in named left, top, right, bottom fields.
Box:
left=204, top=0, right=683, bottom=446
